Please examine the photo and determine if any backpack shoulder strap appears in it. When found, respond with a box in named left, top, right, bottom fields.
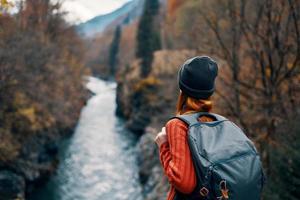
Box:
left=171, top=113, right=200, bottom=127
left=170, top=112, right=228, bottom=127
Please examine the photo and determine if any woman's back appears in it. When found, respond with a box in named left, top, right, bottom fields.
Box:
left=160, top=115, right=214, bottom=200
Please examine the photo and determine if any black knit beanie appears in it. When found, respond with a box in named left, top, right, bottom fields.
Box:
left=178, top=56, right=218, bottom=99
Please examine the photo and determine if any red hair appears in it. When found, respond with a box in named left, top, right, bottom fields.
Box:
left=176, top=92, right=212, bottom=115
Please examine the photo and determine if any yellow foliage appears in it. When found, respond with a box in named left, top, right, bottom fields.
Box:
left=287, top=62, right=293, bottom=69
left=18, top=107, right=36, bottom=123
left=134, top=76, right=162, bottom=92
left=1, top=0, right=9, bottom=7
left=0, top=0, right=13, bottom=13
left=13, top=91, right=56, bottom=131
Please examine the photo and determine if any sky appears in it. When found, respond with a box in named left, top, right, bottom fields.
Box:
left=60, top=0, right=131, bottom=24
left=10, top=0, right=131, bottom=24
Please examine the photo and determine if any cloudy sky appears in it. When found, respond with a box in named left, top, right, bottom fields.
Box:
left=10, top=0, right=131, bottom=24
left=60, top=0, right=131, bottom=24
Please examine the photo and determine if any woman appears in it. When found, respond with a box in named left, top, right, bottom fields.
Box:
left=155, top=56, right=218, bottom=200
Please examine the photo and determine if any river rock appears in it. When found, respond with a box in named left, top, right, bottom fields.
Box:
left=137, top=128, right=168, bottom=200
left=0, top=170, right=25, bottom=200
left=137, top=129, right=159, bottom=184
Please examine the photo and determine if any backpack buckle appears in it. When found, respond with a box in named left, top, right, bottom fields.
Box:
left=217, top=180, right=229, bottom=200
left=199, top=187, right=209, bottom=197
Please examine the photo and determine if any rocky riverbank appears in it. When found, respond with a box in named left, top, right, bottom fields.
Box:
left=136, top=128, right=168, bottom=200
left=0, top=126, right=76, bottom=200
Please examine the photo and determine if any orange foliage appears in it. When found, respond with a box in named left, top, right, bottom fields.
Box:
left=167, top=0, right=185, bottom=17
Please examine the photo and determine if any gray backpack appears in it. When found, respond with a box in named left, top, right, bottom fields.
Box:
left=173, top=112, right=265, bottom=200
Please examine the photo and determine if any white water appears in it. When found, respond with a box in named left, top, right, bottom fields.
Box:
left=30, top=77, right=143, bottom=200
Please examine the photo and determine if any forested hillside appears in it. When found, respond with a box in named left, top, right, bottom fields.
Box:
left=77, top=0, right=144, bottom=37
left=81, top=0, right=144, bottom=78
left=0, top=0, right=88, bottom=199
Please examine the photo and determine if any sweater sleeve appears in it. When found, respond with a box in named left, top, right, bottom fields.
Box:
left=159, top=118, right=197, bottom=194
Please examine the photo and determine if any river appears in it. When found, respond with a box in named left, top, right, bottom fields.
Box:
left=29, top=77, right=143, bottom=200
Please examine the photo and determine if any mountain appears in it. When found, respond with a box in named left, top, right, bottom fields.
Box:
left=77, top=0, right=144, bottom=37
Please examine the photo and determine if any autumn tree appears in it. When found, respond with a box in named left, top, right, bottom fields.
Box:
left=167, top=0, right=299, bottom=198
left=0, top=0, right=87, bottom=162
left=136, top=0, right=161, bottom=77
left=198, top=0, right=299, bottom=169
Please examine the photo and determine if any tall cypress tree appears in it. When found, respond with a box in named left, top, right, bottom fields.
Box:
left=136, top=0, right=161, bottom=77
left=109, top=25, right=122, bottom=76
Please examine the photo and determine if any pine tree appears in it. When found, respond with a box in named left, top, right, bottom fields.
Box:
left=136, top=0, right=161, bottom=77
left=109, top=25, right=122, bottom=76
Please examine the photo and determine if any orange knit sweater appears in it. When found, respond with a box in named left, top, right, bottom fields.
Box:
left=159, top=116, right=214, bottom=200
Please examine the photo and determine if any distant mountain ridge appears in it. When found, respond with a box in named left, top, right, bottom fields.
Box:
left=77, top=0, right=144, bottom=37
